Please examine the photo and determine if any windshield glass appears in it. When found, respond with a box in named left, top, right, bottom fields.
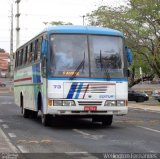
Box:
left=89, top=35, right=124, bottom=78
left=49, top=34, right=124, bottom=78
left=49, top=34, right=89, bottom=77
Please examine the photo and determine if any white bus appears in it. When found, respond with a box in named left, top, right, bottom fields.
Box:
left=14, top=25, right=132, bottom=126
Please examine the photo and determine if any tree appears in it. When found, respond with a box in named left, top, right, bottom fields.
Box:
left=50, top=21, right=73, bottom=25
left=87, top=0, right=159, bottom=86
left=0, top=48, right=5, bottom=53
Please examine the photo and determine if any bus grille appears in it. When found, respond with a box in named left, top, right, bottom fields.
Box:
left=78, top=101, right=102, bottom=106
left=79, top=83, right=109, bottom=93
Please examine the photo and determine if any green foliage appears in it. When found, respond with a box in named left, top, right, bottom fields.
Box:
left=50, top=21, right=73, bottom=25
left=87, top=0, right=160, bottom=80
left=0, top=48, right=5, bottom=52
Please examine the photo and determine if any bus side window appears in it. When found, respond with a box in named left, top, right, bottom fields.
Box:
left=34, top=39, right=38, bottom=61
left=27, top=45, right=31, bottom=64
left=20, top=49, right=24, bottom=66
left=24, top=46, right=28, bottom=65
left=32, top=42, right=35, bottom=62
left=18, top=51, right=21, bottom=67
left=15, top=51, right=18, bottom=68
left=23, top=49, right=25, bottom=66
left=22, top=48, right=25, bottom=65
left=17, top=51, right=20, bottom=67
left=37, top=37, right=43, bottom=60
left=29, top=43, right=33, bottom=63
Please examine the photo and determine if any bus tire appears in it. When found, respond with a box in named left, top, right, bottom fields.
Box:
left=41, top=114, right=51, bottom=126
left=22, top=108, right=30, bottom=118
left=20, top=93, right=29, bottom=118
left=101, top=115, right=113, bottom=127
left=30, top=111, right=38, bottom=119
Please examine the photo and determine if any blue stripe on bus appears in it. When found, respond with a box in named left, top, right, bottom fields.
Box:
left=75, top=82, right=83, bottom=99
left=32, top=63, right=41, bottom=83
left=67, top=82, right=78, bottom=99
left=48, top=77, right=128, bottom=82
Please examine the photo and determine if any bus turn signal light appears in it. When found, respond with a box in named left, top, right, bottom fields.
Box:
left=48, top=99, right=52, bottom=106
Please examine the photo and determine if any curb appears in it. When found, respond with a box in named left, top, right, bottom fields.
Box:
left=0, top=88, right=13, bottom=93
left=128, top=103, right=160, bottom=112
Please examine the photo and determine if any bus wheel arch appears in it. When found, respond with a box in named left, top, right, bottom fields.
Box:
left=20, top=92, right=23, bottom=108
left=37, top=92, right=51, bottom=126
left=37, top=92, right=42, bottom=111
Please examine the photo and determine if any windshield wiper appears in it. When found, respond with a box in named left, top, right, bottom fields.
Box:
left=69, top=52, right=85, bottom=80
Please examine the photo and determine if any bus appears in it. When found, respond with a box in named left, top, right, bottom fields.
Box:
left=14, top=25, right=132, bottom=126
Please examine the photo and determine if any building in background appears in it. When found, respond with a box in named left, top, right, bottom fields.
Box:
left=0, top=52, right=9, bottom=78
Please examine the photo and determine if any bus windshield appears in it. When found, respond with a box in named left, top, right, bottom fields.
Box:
left=49, top=34, right=124, bottom=78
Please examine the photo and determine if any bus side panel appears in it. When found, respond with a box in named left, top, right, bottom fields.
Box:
left=32, top=63, right=42, bottom=111
left=32, top=62, right=48, bottom=114
left=14, top=66, right=35, bottom=111
left=116, top=82, right=128, bottom=100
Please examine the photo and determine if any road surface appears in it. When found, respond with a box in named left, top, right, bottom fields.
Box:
left=0, top=93, right=160, bottom=159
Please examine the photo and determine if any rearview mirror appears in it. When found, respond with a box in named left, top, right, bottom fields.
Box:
left=41, top=39, right=48, bottom=55
left=125, top=46, right=132, bottom=65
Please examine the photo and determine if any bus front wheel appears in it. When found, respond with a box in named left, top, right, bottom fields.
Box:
left=41, top=114, right=51, bottom=126
left=92, top=115, right=113, bottom=126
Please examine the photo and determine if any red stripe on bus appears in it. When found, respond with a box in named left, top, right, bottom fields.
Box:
left=14, top=77, right=32, bottom=82
left=83, top=84, right=89, bottom=99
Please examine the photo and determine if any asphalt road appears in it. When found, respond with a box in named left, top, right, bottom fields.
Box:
left=0, top=93, right=160, bottom=159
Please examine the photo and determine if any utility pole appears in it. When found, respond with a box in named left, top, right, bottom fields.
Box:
left=81, top=15, right=86, bottom=25
left=10, top=3, right=14, bottom=78
left=15, top=0, right=21, bottom=49
left=82, top=15, right=85, bottom=25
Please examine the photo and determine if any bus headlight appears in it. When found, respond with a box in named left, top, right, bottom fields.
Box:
left=105, top=100, right=116, bottom=106
left=52, top=100, right=76, bottom=106
left=117, top=100, right=125, bottom=106
left=63, top=100, right=75, bottom=106
left=53, top=100, right=63, bottom=106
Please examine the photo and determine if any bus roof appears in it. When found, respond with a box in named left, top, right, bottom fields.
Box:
left=16, top=25, right=124, bottom=50
left=44, top=25, right=124, bottom=37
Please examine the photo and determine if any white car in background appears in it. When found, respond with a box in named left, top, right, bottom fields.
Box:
left=152, top=90, right=160, bottom=102
left=1, top=72, right=6, bottom=78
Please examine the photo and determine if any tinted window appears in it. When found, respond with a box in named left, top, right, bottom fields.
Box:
left=89, top=35, right=124, bottom=78
left=49, top=34, right=89, bottom=77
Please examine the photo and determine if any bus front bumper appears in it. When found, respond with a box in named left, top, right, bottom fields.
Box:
left=47, top=106, right=128, bottom=116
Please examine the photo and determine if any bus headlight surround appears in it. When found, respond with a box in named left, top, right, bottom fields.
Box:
left=53, top=100, right=75, bottom=106
left=105, top=100, right=116, bottom=106
left=63, top=100, right=75, bottom=106
left=117, top=100, right=125, bottom=106
left=53, top=100, right=63, bottom=106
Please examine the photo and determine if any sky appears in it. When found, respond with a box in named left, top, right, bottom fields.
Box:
left=0, top=0, right=126, bottom=53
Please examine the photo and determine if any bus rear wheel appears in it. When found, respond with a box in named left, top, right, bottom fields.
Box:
left=22, top=107, right=30, bottom=118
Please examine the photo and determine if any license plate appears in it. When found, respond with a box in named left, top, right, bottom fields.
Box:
left=84, top=106, right=97, bottom=111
